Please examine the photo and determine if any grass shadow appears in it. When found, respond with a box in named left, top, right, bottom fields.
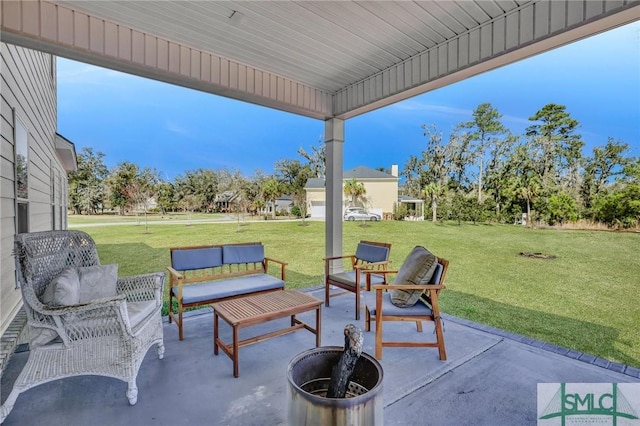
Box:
left=443, top=289, right=637, bottom=368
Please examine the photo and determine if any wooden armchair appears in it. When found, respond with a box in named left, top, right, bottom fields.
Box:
left=363, top=246, right=449, bottom=360
left=324, top=240, right=391, bottom=320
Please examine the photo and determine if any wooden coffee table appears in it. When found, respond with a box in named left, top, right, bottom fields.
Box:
left=212, top=290, right=322, bottom=377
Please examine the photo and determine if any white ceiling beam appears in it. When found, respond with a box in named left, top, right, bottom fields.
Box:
left=0, top=0, right=333, bottom=119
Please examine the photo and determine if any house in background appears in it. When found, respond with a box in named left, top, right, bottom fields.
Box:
left=1, top=43, right=76, bottom=345
left=305, top=165, right=399, bottom=219
left=275, top=195, right=293, bottom=215
left=214, top=190, right=241, bottom=213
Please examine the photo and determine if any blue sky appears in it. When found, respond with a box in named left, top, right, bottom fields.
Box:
left=57, top=21, right=639, bottom=180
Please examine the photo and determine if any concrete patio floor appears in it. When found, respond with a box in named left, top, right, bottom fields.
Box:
left=2, top=287, right=639, bottom=426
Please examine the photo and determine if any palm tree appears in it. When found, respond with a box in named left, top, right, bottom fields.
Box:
left=343, top=178, right=366, bottom=207
left=261, top=178, right=282, bottom=220
left=422, top=182, right=445, bottom=222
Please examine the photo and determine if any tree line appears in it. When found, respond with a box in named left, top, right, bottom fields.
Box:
left=68, top=102, right=639, bottom=229
left=402, top=103, right=638, bottom=228
left=68, top=144, right=324, bottom=221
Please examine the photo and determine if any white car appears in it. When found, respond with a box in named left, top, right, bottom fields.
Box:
left=343, top=208, right=380, bottom=221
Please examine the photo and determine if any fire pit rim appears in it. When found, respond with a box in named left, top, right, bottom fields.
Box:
left=287, top=345, right=384, bottom=408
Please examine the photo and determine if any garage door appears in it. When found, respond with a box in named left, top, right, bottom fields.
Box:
left=310, top=201, right=325, bottom=218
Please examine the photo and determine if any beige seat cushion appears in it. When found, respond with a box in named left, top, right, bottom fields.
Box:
left=390, top=246, right=438, bottom=308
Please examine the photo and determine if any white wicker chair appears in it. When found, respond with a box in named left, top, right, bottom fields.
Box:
left=0, top=230, right=165, bottom=423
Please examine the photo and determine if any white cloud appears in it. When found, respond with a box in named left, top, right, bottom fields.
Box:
left=391, top=100, right=472, bottom=117
left=165, top=120, right=195, bottom=138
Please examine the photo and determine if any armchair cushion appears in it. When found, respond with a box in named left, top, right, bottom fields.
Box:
left=41, top=267, right=80, bottom=306
left=77, top=264, right=118, bottom=303
left=390, top=246, right=438, bottom=307
left=355, top=243, right=390, bottom=263
left=364, top=291, right=434, bottom=316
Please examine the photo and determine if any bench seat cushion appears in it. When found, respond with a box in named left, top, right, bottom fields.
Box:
left=173, top=274, right=285, bottom=305
left=328, top=271, right=386, bottom=288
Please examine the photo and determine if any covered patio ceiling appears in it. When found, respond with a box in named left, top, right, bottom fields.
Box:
left=2, top=1, right=638, bottom=120
left=1, top=0, right=638, bottom=260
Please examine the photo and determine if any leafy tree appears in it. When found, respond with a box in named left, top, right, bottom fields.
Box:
left=298, top=139, right=326, bottom=178
left=226, top=171, right=252, bottom=228
left=106, top=161, right=138, bottom=215
left=174, top=168, right=219, bottom=212
left=483, top=134, right=518, bottom=219
left=526, top=103, right=584, bottom=193
left=68, top=147, right=108, bottom=214
left=504, top=143, right=542, bottom=227
left=240, top=172, right=267, bottom=216
left=581, top=138, right=630, bottom=212
left=403, top=124, right=451, bottom=201
left=458, top=103, right=507, bottom=202
left=179, top=194, right=202, bottom=224
left=275, top=158, right=314, bottom=223
left=592, top=185, right=640, bottom=229
left=547, top=192, right=579, bottom=225
left=125, top=167, right=160, bottom=232
left=156, top=181, right=176, bottom=214
left=446, top=130, right=474, bottom=191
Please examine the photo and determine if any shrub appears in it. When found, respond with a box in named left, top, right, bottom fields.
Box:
left=291, top=205, right=302, bottom=218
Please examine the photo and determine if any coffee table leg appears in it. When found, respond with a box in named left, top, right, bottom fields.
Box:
left=214, top=311, right=219, bottom=355
left=233, top=326, right=239, bottom=378
left=315, top=306, right=322, bottom=347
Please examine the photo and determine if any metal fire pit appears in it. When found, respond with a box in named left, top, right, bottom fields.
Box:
left=287, top=346, right=383, bottom=426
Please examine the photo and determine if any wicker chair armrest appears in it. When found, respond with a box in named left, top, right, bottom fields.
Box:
left=31, top=295, right=130, bottom=345
left=117, top=272, right=165, bottom=304
left=57, top=295, right=137, bottom=342
left=35, top=293, right=126, bottom=315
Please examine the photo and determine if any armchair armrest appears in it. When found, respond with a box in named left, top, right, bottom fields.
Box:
left=371, top=284, right=444, bottom=291
left=264, top=257, right=287, bottom=280
left=355, top=260, right=390, bottom=270
left=166, top=266, right=183, bottom=280
left=167, top=266, right=185, bottom=300
left=117, top=272, right=165, bottom=305
left=323, top=254, right=355, bottom=262
left=37, top=294, right=132, bottom=345
left=361, top=268, right=397, bottom=289
left=324, top=254, right=356, bottom=278
left=362, top=268, right=399, bottom=276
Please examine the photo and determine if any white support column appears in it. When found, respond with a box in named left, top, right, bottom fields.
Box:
left=325, top=118, right=344, bottom=274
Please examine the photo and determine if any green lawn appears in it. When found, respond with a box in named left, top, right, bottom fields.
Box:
left=67, top=212, right=228, bottom=223
left=70, top=219, right=640, bottom=368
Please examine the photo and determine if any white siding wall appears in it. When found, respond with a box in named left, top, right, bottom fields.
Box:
left=0, top=42, right=62, bottom=335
